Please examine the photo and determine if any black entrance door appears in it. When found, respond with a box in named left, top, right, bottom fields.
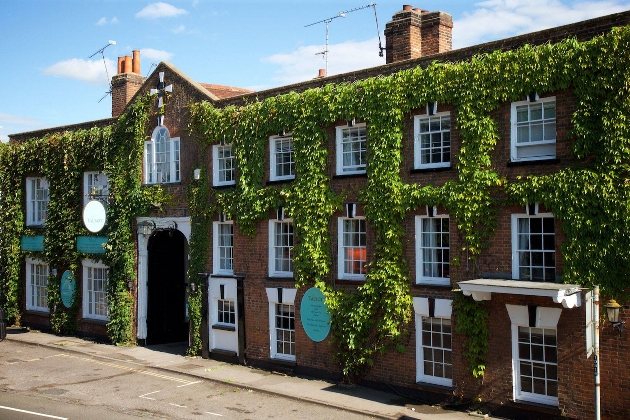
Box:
left=146, top=229, right=188, bottom=344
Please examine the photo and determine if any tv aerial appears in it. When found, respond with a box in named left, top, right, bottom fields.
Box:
left=305, top=3, right=385, bottom=75
left=89, top=40, right=116, bottom=102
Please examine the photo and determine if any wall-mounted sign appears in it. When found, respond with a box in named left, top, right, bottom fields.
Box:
left=83, top=200, right=106, bottom=233
left=60, top=270, right=76, bottom=308
left=300, top=287, right=331, bottom=342
left=77, top=236, right=107, bottom=254
left=21, top=235, right=45, bottom=252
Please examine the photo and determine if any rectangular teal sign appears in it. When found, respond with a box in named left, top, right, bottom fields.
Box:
left=21, top=235, right=45, bottom=252
left=77, top=236, right=108, bottom=254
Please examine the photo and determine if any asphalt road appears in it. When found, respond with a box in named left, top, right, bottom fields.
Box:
left=0, top=341, right=376, bottom=419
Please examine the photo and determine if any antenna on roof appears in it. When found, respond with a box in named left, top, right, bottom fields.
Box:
left=305, top=3, right=384, bottom=75
left=89, top=40, right=116, bottom=102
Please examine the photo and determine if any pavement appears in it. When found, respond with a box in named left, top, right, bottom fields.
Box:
left=3, top=327, right=484, bottom=420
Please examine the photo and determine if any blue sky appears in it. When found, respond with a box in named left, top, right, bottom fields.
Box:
left=2, top=0, right=630, bottom=142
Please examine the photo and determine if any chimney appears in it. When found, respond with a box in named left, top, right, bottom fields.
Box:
left=384, top=5, right=453, bottom=64
left=317, top=69, right=326, bottom=78
left=111, top=49, right=145, bottom=118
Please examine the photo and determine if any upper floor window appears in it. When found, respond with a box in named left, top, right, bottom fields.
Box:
left=511, top=212, right=556, bottom=282
left=83, top=259, right=109, bottom=321
left=213, top=220, right=234, bottom=275
left=338, top=217, right=367, bottom=280
left=336, top=123, right=367, bottom=175
left=213, top=144, right=235, bottom=186
left=511, top=97, right=556, bottom=162
left=25, top=258, right=49, bottom=313
left=269, top=219, right=294, bottom=277
left=26, top=177, right=49, bottom=226
left=270, top=135, right=295, bottom=181
left=84, top=171, right=109, bottom=208
left=414, top=113, right=451, bottom=169
left=144, top=126, right=180, bottom=184
left=416, top=215, right=450, bottom=286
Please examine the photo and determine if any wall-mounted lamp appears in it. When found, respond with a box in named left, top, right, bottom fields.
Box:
left=605, top=299, right=624, bottom=335
left=194, top=168, right=201, bottom=180
left=137, top=220, right=156, bottom=236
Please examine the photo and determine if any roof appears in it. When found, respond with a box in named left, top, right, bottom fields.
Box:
left=199, top=84, right=253, bottom=99
left=458, top=279, right=583, bottom=308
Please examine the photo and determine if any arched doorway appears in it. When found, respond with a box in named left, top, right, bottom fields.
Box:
left=146, top=229, right=188, bottom=344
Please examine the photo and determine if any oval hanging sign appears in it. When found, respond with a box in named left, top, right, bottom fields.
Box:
left=83, top=200, right=106, bottom=233
left=60, top=270, right=76, bottom=308
left=300, top=287, right=331, bottom=342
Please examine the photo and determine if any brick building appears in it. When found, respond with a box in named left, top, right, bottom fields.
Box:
left=4, top=5, right=630, bottom=419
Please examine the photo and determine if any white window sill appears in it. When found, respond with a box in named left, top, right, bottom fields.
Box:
left=416, top=278, right=451, bottom=287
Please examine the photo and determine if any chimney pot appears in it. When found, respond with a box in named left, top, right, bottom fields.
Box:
left=402, top=4, right=413, bottom=11
left=413, top=7, right=422, bottom=12
left=318, top=69, right=326, bottom=78
left=117, top=57, right=124, bottom=74
left=132, top=50, right=141, bottom=74
left=124, top=56, right=132, bottom=73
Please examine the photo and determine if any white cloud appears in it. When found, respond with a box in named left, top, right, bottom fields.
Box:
left=96, top=16, right=119, bottom=26
left=43, top=58, right=116, bottom=86
left=263, top=38, right=385, bottom=86
left=135, top=2, right=188, bottom=19
left=172, top=25, right=185, bottom=34
left=453, top=0, right=630, bottom=49
left=141, top=48, right=173, bottom=62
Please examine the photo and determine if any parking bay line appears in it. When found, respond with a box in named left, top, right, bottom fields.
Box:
left=54, top=354, right=194, bottom=385
left=0, top=405, right=68, bottom=419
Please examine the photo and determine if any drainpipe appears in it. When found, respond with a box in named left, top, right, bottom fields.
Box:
left=198, top=273, right=210, bottom=359
left=594, top=285, right=600, bottom=420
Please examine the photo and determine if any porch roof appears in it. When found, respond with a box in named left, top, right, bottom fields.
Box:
left=457, top=279, right=583, bottom=308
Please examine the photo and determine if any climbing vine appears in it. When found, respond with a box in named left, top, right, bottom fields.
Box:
left=188, top=26, right=630, bottom=382
left=0, top=94, right=168, bottom=344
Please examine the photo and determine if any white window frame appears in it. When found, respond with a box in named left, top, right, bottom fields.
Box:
left=415, top=215, right=450, bottom=286
left=82, top=259, right=109, bottom=321
left=337, top=217, right=367, bottom=280
left=212, top=144, right=236, bottom=186
left=511, top=213, right=556, bottom=282
left=510, top=97, right=556, bottom=162
left=144, top=126, right=181, bottom=184
left=83, top=171, right=109, bottom=207
left=216, top=298, right=236, bottom=326
left=269, top=135, right=295, bottom=181
left=25, top=258, right=49, bottom=313
left=414, top=298, right=453, bottom=387
left=507, top=304, right=561, bottom=406
left=26, top=177, right=49, bottom=226
left=414, top=112, right=451, bottom=169
left=266, top=288, right=297, bottom=362
left=336, top=123, right=367, bottom=175
left=213, top=221, right=234, bottom=275
left=268, top=219, right=294, bottom=277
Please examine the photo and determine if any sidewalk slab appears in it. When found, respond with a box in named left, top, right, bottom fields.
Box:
left=4, top=328, right=476, bottom=420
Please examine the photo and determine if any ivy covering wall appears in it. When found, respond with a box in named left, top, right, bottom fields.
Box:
left=0, top=96, right=167, bottom=343
left=1, top=26, right=629, bottom=382
left=188, top=27, right=630, bottom=381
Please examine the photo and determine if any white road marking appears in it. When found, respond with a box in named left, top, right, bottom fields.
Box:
left=176, top=380, right=202, bottom=388
left=169, top=403, right=187, bottom=408
left=206, top=412, right=223, bottom=417
left=139, top=390, right=161, bottom=400
left=0, top=405, right=68, bottom=419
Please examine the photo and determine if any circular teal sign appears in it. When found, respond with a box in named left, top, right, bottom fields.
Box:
left=300, top=287, right=331, bottom=342
left=60, top=270, right=76, bottom=308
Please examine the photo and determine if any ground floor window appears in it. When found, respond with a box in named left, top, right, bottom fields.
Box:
left=83, top=260, right=109, bottom=321
left=274, top=303, right=295, bottom=358
left=413, top=297, right=453, bottom=387
left=217, top=299, right=236, bottom=325
left=266, top=287, right=297, bottom=362
left=507, top=304, right=561, bottom=406
left=516, top=326, right=558, bottom=401
left=25, top=258, right=49, bottom=312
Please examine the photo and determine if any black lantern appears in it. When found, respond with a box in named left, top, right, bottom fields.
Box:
left=605, top=299, right=624, bottom=335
